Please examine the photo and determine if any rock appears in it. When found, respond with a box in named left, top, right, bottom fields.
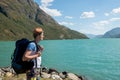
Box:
left=62, top=71, right=67, bottom=75
left=1, top=67, right=12, bottom=72
left=0, top=66, right=86, bottom=80
left=48, top=68, right=59, bottom=75
left=59, top=71, right=67, bottom=79
left=67, top=73, right=81, bottom=80
left=41, top=72, right=51, bottom=78
left=0, top=71, right=1, bottom=76
left=51, top=74, right=63, bottom=80
left=42, top=67, right=48, bottom=73
left=19, top=78, right=26, bottom=80
left=76, top=74, right=86, bottom=80
left=0, top=69, right=5, bottom=77
left=5, top=72, right=13, bottom=77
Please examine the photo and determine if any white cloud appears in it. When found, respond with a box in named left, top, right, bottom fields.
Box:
left=93, top=18, right=120, bottom=27
left=59, top=21, right=74, bottom=26
left=93, top=20, right=109, bottom=27
left=40, top=7, right=62, bottom=16
left=80, top=11, right=95, bottom=19
left=65, top=16, right=73, bottom=19
left=109, top=18, right=120, bottom=22
left=112, top=7, right=120, bottom=14
left=104, top=13, right=109, bottom=16
left=79, top=29, right=105, bottom=35
left=90, top=17, right=120, bottom=34
left=104, top=7, right=120, bottom=16
left=40, top=0, right=62, bottom=17
left=41, top=0, right=53, bottom=7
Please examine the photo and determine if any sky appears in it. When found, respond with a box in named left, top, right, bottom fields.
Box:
left=34, top=0, right=120, bottom=35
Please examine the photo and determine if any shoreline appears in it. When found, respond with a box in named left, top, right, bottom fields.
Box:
left=0, top=66, right=86, bottom=80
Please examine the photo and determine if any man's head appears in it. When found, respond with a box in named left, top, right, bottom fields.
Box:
left=33, top=27, right=44, bottom=40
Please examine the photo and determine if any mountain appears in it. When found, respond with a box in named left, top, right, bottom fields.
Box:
left=94, top=35, right=103, bottom=38
left=102, top=27, right=120, bottom=38
left=85, top=34, right=96, bottom=39
left=0, top=0, right=88, bottom=41
left=85, top=34, right=103, bottom=39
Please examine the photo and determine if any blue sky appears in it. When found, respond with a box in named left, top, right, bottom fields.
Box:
left=34, top=0, right=120, bottom=35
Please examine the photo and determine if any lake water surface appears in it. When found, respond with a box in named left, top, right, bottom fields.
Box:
left=0, top=39, right=120, bottom=80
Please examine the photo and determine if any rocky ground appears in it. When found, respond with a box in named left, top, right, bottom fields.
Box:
left=0, top=66, right=86, bottom=80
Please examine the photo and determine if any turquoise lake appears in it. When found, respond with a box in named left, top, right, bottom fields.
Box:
left=0, top=39, right=120, bottom=80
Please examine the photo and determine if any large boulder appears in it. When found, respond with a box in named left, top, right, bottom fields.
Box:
left=67, top=73, right=82, bottom=80
left=41, top=72, right=51, bottom=78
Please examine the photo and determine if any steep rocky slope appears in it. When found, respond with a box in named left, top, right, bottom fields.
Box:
left=0, top=0, right=88, bottom=40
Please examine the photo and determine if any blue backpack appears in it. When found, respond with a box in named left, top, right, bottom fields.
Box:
left=11, top=38, right=34, bottom=74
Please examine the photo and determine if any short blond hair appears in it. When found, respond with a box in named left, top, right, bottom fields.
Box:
left=33, top=27, right=43, bottom=38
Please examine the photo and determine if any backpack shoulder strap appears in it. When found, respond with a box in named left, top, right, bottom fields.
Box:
left=30, top=41, right=39, bottom=68
left=31, top=41, right=39, bottom=51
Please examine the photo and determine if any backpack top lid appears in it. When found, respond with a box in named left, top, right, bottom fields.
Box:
left=16, top=38, right=29, bottom=47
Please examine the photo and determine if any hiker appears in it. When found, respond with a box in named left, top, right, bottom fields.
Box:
left=22, top=27, right=44, bottom=80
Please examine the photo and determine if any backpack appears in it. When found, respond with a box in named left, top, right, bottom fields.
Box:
left=11, top=38, right=34, bottom=74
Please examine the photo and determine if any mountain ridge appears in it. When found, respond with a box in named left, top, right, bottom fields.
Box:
left=0, top=0, right=88, bottom=41
left=102, top=27, right=120, bottom=38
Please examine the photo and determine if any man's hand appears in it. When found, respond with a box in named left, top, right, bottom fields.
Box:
left=38, top=45, right=44, bottom=52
